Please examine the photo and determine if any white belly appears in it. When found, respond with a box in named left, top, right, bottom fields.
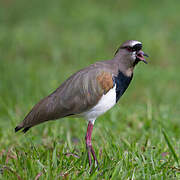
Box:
left=80, top=85, right=116, bottom=124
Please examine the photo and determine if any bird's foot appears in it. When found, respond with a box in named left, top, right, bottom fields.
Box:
left=86, top=145, right=99, bottom=168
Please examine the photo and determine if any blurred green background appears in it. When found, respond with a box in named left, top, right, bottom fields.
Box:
left=0, top=0, right=180, bottom=179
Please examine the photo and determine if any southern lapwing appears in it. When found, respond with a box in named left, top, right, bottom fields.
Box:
left=15, top=40, right=148, bottom=166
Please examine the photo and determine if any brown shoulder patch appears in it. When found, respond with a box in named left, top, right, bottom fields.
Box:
left=96, top=72, right=114, bottom=94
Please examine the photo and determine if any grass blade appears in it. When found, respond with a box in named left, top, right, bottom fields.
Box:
left=162, top=129, right=179, bottom=165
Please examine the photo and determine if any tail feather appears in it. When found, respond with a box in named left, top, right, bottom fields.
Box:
left=15, top=92, right=62, bottom=134
left=15, top=126, right=22, bottom=132
left=15, top=125, right=31, bottom=133
left=22, top=127, right=30, bottom=133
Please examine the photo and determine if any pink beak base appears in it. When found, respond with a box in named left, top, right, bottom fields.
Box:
left=137, top=50, right=149, bottom=64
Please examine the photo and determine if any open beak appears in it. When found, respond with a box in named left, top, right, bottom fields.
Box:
left=136, top=50, right=149, bottom=64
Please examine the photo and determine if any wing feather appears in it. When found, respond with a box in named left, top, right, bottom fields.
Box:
left=15, top=63, right=115, bottom=132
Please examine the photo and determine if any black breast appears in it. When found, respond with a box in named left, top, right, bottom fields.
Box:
left=113, top=71, right=133, bottom=103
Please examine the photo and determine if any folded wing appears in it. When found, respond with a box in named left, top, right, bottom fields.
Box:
left=15, top=63, right=115, bottom=133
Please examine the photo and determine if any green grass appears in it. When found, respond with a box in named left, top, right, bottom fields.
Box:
left=0, top=0, right=180, bottom=179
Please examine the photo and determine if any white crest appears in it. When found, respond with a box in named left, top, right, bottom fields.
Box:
left=130, top=40, right=142, bottom=47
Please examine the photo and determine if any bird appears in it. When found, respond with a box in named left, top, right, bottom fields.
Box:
left=15, top=40, right=148, bottom=167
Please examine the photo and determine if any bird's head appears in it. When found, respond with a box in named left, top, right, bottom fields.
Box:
left=114, top=40, right=149, bottom=67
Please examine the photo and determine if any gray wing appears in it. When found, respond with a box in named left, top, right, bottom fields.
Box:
left=15, top=61, right=116, bottom=132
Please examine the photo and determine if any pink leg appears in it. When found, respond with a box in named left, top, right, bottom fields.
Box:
left=85, top=122, right=99, bottom=167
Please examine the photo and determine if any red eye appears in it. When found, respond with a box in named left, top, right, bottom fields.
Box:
left=126, top=47, right=133, bottom=52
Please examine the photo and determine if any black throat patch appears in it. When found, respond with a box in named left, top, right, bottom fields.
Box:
left=113, top=71, right=133, bottom=103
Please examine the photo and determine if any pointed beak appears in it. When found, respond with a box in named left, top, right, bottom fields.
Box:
left=136, top=50, right=149, bottom=64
